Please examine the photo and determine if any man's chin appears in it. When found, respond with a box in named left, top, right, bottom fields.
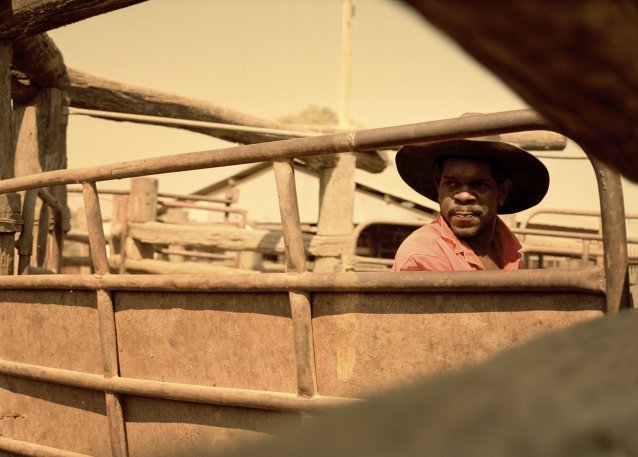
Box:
left=450, top=225, right=480, bottom=239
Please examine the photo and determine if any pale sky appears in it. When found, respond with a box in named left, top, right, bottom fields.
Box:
left=47, top=0, right=638, bottom=231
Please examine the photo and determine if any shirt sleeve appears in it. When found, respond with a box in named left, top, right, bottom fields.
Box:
left=393, top=254, right=452, bottom=272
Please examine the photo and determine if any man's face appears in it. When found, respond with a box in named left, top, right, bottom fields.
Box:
left=437, top=158, right=511, bottom=239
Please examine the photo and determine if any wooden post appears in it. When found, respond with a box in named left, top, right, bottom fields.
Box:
left=13, top=104, right=38, bottom=273
left=0, top=41, right=19, bottom=275
left=237, top=220, right=263, bottom=271
left=313, top=153, right=356, bottom=272
left=66, top=207, right=91, bottom=274
left=110, top=195, right=129, bottom=273
left=163, top=207, right=188, bottom=262
left=13, top=86, right=69, bottom=273
left=313, top=0, right=356, bottom=273
left=126, top=177, right=157, bottom=260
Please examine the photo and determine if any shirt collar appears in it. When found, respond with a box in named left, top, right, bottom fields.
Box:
left=435, top=214, right=522, bottom=268
left=436, top=215, right=482, bottom=267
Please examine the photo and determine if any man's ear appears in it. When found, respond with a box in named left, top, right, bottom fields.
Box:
left=499, top=179, right=512, bottom=204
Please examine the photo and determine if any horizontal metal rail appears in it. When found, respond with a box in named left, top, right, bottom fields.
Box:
left=0, top=109, right=551, bottom=194
left=0, top=436, right=91, bottom=457
left=521, top=208, right=638, bottom=232
left=513, top=227, right=638, bottom=244
left=0, top=358, right=354, bottom=413
left=0, top=268, right=605, bottom=293
left=346, top=218, right=638, bottom=271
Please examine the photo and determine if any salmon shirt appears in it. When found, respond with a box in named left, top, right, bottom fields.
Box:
left=392, top=215, right=524, bottom=272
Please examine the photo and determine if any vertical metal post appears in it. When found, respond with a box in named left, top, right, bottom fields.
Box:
left=82, top=182, right=109, bottom=275
left=272, top=160, right=318, bottom=397
left=97, top=289, right=128, bottom=457
left=587, top=154, right=630, bottom=312
left=273, top=161, right=307, bottom=274
left=82, top=182, right=129, bottom=456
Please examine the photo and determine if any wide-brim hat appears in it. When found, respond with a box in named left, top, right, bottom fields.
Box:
left=396, top=139, right=550, bottom=214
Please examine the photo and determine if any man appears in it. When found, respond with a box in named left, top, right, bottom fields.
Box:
left=392, top=139, right=549, bottom=271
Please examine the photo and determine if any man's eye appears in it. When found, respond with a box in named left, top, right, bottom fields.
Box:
left=475, top=183, right=489, bottom=190
left=445, top=181, right=457, bottom=189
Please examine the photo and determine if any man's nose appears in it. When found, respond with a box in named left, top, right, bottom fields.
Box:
left=454, top=190, right=476, bottom=203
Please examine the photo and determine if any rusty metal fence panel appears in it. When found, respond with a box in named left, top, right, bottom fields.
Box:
left=0, top=279, right=605, bottom=456
left=0, top=109, right=628, bottom=456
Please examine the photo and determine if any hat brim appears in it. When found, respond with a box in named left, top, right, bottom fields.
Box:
left=396, top=140, right=549, bottom=214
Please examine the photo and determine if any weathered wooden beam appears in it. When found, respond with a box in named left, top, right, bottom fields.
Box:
left=10, top=69, right=36, bottom=105
left=0, top=41, right=18, bottom=275
left=0, top=43, right=13, bottom=179
left=405, top=0, right=638, bottom=182
left=12, top=33, right=67, bottom=90
left=126, top=177, right=156, bottom=260
left=314, top=153, right=356, bottom=272
left=0, top=0, right=147, bottom=40
left=114, top=256, right=258, bottom=276
left=66, top=68, right=388, bottom=173
left=13, top=86, right=70, bottom=272
left=118, top=221, right=350, bottom=257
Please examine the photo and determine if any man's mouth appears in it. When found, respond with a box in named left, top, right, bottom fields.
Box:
left=451, top=209, right=480, bottom=218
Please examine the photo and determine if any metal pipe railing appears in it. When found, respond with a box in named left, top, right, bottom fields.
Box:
left=273, top=159, right=318, bottom=397
left=81, top=181, right=129, bottom=456
left=0, top=268, right=605, bottom=293
left=0, top=436, right=91, bottom=457
left=513, top=227, right=638, bottom=244
left=0, top=358, right=353, bottom=414
left=587, top=153, right=631, bottom=312
left=521, top=208, right=638, bottom=233
left=3, top=108, right=626, bottom=310
left=0, top=109, right=550, bottom=194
